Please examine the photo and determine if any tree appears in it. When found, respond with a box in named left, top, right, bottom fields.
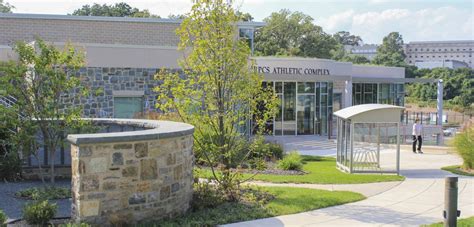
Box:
left=72, top=2, right=159, bottom=18
left=330, top=44, right=370, bottom=64
left=235, top=10, right=253, bottom=21
left=406, top=68, right=474, bottom=108
left=168, top=14, right=186, bottom=20
left=372, top=32, right=406, bottom=67
left=0, top=39, right=88, bottom=183
left=342, top=54, right=370, bottom=64
left=254, top=9, right=337, bottom=58
left=0, top=0, right=14, bottom=13
left=154, top=0, right=277, bottom=200
left=333, top=31, right=363, bottom=46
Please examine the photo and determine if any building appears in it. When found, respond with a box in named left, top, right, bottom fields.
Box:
left=404, top=40, right=474, bottom=69
left=344, top=44, right=378, bottom=60
left=414, top=59, right=469, bottom=70
left=1, top=13, right=410, bottom=137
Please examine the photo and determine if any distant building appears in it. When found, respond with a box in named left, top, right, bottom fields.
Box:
left=414, top=60, right=469, bottom=70
left=344, top=44, right=378, bottom=60
left=404, top=40, right=474, bottom=69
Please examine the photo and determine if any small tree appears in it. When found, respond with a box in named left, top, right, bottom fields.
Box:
left=155, top=0, right=277, bottom=200
left=1, top=39, right=87, bottom=183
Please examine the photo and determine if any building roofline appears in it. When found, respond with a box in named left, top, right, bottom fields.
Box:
left=406, top=40, right=474, bottom=44
left=0, top=13, right=265, bottom=27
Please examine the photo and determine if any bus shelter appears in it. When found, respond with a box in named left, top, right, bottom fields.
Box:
left=333, top=104, right=405, bottom=174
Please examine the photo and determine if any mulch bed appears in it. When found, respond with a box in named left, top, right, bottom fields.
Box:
left=198, top=164, right=307, bottom=176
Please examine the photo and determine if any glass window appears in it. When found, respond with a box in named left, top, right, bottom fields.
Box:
left=275, top=82, right=282, bottom=93
left=239, top=28, right=254, bottom=51
left=354, top=83, right=362, bottom=93
left=297, top=82, right=315, bottom=94
left=321, top=94, right=327, bottom=106
left=274, top=94, right=283, bottom=135
left=320, top=82, right=328, bottom=93
left=114, top=97, right=143, bottom=118
left=283, top=82, right=296, bottom=122
left=364, top=93, right=374, bottom=103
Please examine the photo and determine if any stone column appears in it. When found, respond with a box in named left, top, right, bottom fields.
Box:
left=69, top=120, right=194, bottom=226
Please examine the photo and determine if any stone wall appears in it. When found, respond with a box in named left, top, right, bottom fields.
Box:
left=68, top=119, right=194, bottom=225
left=65, top=67, right=169, bottom=118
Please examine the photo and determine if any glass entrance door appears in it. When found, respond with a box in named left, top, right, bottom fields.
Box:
left=297, top=95, right=315, bottom=135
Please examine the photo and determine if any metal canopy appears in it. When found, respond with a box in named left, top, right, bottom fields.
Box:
left=333, top=104, right=405, bottom=122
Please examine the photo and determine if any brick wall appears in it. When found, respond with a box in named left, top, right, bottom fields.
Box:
left=0, top=17, right=180, bottom=46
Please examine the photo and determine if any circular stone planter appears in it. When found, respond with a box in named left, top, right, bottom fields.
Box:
left=67, top=118, right=194, bottom=225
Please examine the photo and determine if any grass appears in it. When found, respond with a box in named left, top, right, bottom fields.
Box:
left=196, top=156, right=405, bottom=184
left=148, top=186, right=365, bottom=226
left=441, top=165, right=474, bottom=177
left=421, top=216, right=474, bottom=227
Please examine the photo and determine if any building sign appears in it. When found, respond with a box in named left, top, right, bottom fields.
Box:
left=254, top=66, right=330, bottom=75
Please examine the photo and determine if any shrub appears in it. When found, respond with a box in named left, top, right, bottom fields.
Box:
left=277, top=151, right=303, bottom=171
left=16, top=186, right=70, bottom=200
left=249, top=137, right=284, bottom=161
left=268, top=143, right=284, bottom=160
left=23, top=200, right=57, bottom=225
left=0, top=125, right=22, bottom=181
left=249, top=136, right=271, bottom=160
left=0, top=149, right=21, bottom=182
left=0, top=209, right=7, bottom=226
left=191, top=182, right=225, bottom=211
left=453, top=126, right=474, bottom=170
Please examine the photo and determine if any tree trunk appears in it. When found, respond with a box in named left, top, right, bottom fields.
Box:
left=49, top=144, right=55, bottom=183
left=33, top=154, right=46, bottom=184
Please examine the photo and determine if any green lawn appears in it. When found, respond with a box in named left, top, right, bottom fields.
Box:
left=441, top=165, right=474, bottom=177
left=148, top=186, right=365, bottom=226
left=196, top=156, right=405, bottom=184
left=421, top=216, right=474, bottom=227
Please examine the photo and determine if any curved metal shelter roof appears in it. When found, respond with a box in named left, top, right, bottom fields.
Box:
left=333, top=104, right=405, bottom=122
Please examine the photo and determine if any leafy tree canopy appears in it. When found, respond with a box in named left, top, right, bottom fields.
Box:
left=333, top=31, right=363, bottom=46
left=235, top=10, right=253, bottom=21
left=330, top=44, right=370, bottom=64
left=0, top=38, right=89, bottom=183
left=407, top=67, right=474, bottom=108
left=72, top=2, right=159, bottom=18
left=254, top=9, right=337, bottom=58
left=168, top=14, right=186, bottom=19
left=0, top=0, right=14, bottom=13
left=372, top=32, right=406, bottom=67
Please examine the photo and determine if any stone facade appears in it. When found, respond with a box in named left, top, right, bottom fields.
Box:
left=66, top=67, right=166, bottom=117
left=69, top=124, right=194, bottom=225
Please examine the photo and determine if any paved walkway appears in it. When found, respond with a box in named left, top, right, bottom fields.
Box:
left=0, top=179, right=71, bottom=221
left=226, top=138, right=474, bottom=227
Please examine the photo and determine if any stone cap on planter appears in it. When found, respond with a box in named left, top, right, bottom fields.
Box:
left=67, top=118, right=194, bottom=145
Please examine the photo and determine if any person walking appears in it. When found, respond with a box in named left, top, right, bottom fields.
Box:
left=412, top=118, right=423, bottom=154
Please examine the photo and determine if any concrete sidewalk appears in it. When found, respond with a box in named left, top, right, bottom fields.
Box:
left=225, top=152, right=474, bottom=227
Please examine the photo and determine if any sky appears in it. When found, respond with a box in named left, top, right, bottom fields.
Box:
left=4, top=0, right=474, bottom=44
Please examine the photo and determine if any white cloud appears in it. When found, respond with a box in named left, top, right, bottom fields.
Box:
left=319, top=9, right=354, bottom=31
left=319, top=6, right=473, bottom=43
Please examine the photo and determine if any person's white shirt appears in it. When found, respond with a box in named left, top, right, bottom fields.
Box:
left=412, top=123, right=422, bottom=136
